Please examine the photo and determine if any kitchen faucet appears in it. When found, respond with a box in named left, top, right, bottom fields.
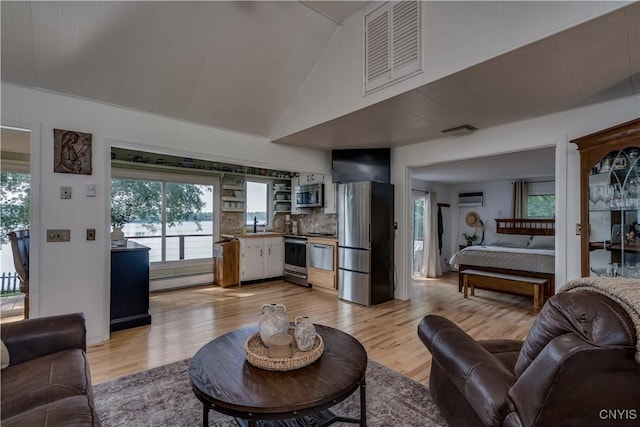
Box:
left=253, top=216, right=257, bottom=233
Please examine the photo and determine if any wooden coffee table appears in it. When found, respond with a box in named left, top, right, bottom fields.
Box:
left=189, top=324, right=367, bottom=426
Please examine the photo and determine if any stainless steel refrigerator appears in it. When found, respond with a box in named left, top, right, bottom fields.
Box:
left=338, top=181, right=394, bottom=306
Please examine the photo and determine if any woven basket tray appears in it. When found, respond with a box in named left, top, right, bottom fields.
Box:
left=244, top=330, right=324, bottom=371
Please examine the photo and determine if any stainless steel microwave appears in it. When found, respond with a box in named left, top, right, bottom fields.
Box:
left=295, top=183, right=324, bottom=208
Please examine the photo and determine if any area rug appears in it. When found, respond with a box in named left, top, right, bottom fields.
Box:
left=94, top=358, right=447, bottom=427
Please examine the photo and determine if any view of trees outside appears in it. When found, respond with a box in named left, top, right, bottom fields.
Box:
left=0, top=173, right=30, bottom=246
left=527, top=195, right=555, bottom=218
left=412, top=196, right=425, bottom=274
left=111, top=179, right=214, bottom=261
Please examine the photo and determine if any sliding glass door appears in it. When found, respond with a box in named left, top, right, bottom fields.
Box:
left=112, top=177, right=216, bottom=264
left=412, top=193, right=426, bottom=276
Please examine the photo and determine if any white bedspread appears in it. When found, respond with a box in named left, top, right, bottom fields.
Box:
left=449, top=245, right=555, bottom=274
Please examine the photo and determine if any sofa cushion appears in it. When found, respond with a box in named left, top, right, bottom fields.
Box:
left=1, top=348, right=92, bottom=420
left=1, top=339, right=9, bottom=368
left=1, top=395, right=100, bottom=427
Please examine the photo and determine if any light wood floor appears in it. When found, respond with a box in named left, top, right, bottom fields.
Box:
left=86, top=272, right=537, bottom=386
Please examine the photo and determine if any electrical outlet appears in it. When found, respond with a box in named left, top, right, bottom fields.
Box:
left=576, top=223, right=582, bottom=235
left=86, top=228, right=96, bottom=241
left=47, top=229, right=70, bottom=242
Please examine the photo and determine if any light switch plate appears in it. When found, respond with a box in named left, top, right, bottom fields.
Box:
left=86, top=183, right=96, bottom=197
left=47, top=229, right=70, bottom=242
left=60, top=186, right=72, bottom=199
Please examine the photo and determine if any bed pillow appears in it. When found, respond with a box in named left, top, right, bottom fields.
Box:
left=486, top=234, right=531, bottom=248
left=528, top=235, right=555, bottom=249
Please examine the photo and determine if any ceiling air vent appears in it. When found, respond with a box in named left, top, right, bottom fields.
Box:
left=364, top=1, right=422, bottom=94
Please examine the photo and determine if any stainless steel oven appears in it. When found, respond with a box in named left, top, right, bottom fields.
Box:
left=283, top=235, right=308, bottom=286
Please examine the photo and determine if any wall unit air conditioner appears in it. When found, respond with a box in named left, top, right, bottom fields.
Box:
left=458, top=191, right=484, bottom=207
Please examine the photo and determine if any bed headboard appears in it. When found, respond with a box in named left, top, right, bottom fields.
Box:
left=495, top=218, right=555, bottom=236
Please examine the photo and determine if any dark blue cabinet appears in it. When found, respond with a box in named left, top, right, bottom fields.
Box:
left=110, top=241, right=151, bottom=332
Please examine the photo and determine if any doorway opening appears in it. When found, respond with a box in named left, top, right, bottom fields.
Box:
left=1, top=126, right=31, bottom=321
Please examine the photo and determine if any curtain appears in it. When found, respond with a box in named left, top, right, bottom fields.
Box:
left=421, top=192, right=442, bottom=278
left=512, top=181, right=528, bottom=218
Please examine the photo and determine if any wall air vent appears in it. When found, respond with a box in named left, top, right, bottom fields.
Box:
left=364, top=1, right=422, bottom=94
left=458, top=191, right=484, bottom=207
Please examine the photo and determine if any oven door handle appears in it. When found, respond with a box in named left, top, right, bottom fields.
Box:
left=284, top=239, right=307, bottom=244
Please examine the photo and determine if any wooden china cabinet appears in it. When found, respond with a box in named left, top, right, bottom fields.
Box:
left=571, top=118, right=640, bottom=278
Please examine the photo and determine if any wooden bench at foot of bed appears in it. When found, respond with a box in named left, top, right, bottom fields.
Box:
left=461, top=269, right=548, bottom=312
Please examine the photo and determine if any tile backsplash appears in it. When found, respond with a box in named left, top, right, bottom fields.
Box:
left=221, top=209, right=337, bottom=236
left=292, top=208, right=337, bottom=235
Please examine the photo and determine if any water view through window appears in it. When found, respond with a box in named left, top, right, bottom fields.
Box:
left=112, top=179, right=215, bottom=262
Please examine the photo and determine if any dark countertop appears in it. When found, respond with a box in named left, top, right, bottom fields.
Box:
left=110, top=240, right=151, bottom=252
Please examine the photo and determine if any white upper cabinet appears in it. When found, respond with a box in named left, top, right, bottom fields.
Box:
left=324, top=179, right=337, bottom=214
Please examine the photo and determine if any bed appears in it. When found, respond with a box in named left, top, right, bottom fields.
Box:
left=449, top=218, right=556, bottom=306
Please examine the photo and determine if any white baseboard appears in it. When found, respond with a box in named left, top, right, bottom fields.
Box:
left=150, top=273, right=214, bottom=292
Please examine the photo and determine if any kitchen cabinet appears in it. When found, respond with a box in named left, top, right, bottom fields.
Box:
left=238, top=236, right=285, bottom=283
left=324, top=180, right=337, bottom=214
left=299, top=173, right=324, bottom=184
left=571, top=118, right=640, bottom=278
left=213, top=239, right=239, bottom=287
left=110, top=241, right=151, bottom=332
left=265, top=238, right=285, bottom=277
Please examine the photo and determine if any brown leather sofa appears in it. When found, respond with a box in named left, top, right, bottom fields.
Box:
left=1, top=313, right=101, bottom=426
left=419, top=291, right=640, bottom=427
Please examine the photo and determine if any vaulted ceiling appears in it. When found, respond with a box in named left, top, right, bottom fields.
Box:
left=1, top=1, right=365, bottom=137
left=2, top=1, right=639, bottom=152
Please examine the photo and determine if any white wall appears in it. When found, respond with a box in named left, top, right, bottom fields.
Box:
left=392, top=94, right=640, bottom=300
left=452, top=180, right=513, bottom=247
left=272, top=1, right=629, bottom=139
left=1, top=83, right=331, bottom=344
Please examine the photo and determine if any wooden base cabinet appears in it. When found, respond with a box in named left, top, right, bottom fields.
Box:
left=214, top=239, right=239, bottom=287
left=110, top=242, right=152, bottom=332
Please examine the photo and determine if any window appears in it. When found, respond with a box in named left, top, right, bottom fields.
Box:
left=527, top=181, right=555, bottom=218
left=412, top=193, right=426, bottom=275
left=111, top=177, right=215, bottom=263
left=246, top=181, right=269, bottom=227
left=527, top=195, right=555, bottom=218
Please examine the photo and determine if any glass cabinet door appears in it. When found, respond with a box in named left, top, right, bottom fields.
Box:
left=588, top=147, right=640, bottom=278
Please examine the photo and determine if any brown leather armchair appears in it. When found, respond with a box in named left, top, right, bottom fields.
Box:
left=418, top=290, right=640, bottom=427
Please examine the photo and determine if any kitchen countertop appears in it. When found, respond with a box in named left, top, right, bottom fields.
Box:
left=222, top=232, right=284, bottom=239
left=110, top=240, right=151, bottom=252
